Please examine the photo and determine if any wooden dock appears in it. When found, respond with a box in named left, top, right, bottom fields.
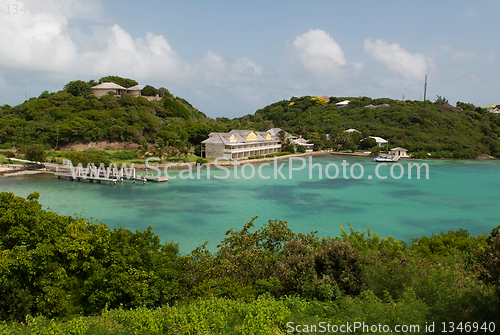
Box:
left=55, top=165, right=168, bottom=185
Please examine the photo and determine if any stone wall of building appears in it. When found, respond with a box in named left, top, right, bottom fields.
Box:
left=204, top=143, right=225, bottom=159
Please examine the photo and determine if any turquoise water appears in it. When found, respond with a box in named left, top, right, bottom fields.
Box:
left=1, top=156, right=499, bottom=253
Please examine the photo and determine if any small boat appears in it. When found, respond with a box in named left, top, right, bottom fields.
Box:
left=373, top=155, right=400, bottom=162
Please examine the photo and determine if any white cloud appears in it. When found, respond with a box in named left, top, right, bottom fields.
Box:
left=441, top=45, right=477, bottom=60
left=0, top=0, right=77, bottom=72
left=364, top=39, right=428, bottom=81
left=486, top=50, right=497, bottom=62
left=292, top=29, right=348, bottom=76
left=0, top=0, right=268, bottom=99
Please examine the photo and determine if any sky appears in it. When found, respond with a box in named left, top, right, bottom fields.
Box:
left=0, top=0, right=498, bottom=118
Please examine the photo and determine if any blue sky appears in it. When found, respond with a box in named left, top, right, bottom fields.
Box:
left=0, top=0, right=498, bottom=118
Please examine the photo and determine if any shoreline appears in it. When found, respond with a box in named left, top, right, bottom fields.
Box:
left=133, top=150, right=333, bottom=170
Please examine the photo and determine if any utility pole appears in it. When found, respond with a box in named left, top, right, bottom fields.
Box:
left=423, top=75, right=427, bottom=106
left=55, top=125, right=59, bottom=149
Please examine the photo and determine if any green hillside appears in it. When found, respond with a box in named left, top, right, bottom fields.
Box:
left=1, top=79, right=499, bottom=160
left=229, top=96, right=500, bottom=158
left=0, top=77, right=228, bottom=150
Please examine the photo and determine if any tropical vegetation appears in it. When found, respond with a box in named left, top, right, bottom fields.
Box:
left=1, top=192, right=499, bottom=334
left=1, top=76, right=500, bottom=160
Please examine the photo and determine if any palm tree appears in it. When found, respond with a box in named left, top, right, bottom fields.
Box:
left=154, top=138, right=169, bottom=163
left=277, top=130, right=287, bottom=149
left=180, top=141, right=194, bottom=163
left=166, top=142, right=180, bottom=162
left=135, top=140, right=153, bottom=159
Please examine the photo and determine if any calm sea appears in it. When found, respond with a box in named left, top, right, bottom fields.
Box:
left=1, top=156, right=498, bottom=253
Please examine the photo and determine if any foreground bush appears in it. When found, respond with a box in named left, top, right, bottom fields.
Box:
left=1, top=192, right=499, bottom=331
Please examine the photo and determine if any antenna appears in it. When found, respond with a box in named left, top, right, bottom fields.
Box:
left=423, top=75, right=427, bottom=106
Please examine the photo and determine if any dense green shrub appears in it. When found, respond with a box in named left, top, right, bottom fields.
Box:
left=359, top=137, right=376, bottom=149
left=1, top=192, right=499, bottom=328
left=265, top=152, right=289, bottom=157
left=196, top=157, right=208, bottom=164
left=65, top=149, right=111, bottom=166
left=24, top=144, right=47, bottom=162
left=4, top=150, right=15, bottom=158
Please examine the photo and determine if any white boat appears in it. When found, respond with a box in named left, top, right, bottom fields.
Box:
left=373, top=155, right=400, bottom=162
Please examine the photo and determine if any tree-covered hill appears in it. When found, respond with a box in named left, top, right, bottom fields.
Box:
left=0, top=76, right=228, bottom=150
left=229, top=96, right=500, bottom=158
left=2, top=78, right=499, bottom=160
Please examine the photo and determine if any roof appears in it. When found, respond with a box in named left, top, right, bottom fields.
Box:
left=345, top=128, right=361, bottom=133
left=202, top=127, right=301, bottom=145
left=483, top=104, right=497, bottom=109
left=92, top=82, right=127, bottom=90
left=369, top=136, right=388, bottom=143
left=390, top=147, right=407, bottom=151
left=320, top=95, right=330, bottom=103
left=127, top=84, right=145, bottom=91
left=336, top=100, right=350, bottom=106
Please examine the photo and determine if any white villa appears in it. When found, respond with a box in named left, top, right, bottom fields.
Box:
left=369, top=136, right=389, bottom=147
left=336, top=100, right=350, bottom=107
left=91, top=82, right=161, bottom=100
left=201, top=128, right=313, bottom=159
left=390, top=147, right=409, bottom=158
left=291, top=135, right=314, bottom=152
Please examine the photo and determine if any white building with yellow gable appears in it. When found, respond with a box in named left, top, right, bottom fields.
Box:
left=201, top=129, right=282, bottom=159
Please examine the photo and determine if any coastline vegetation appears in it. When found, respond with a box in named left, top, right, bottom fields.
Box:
left=1, top=192, right=499, bottom=334
left=1, top=76, right=499, bottom=161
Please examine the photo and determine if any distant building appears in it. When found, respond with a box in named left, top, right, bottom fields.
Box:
left=91, top=82, right=155, bottom=99
left=390, top=147, right=409, bottom=158
left=126, top=84, right=145, bottom=97
left=490, top=108, right=500, bottom=114
left=320, top=95, right=330, bottom=103
left=336, top=100, right=350, bottom=107
left=201, top=128, right=313, bottom=159
left=91, top=82, right=128, bottom=98
left=365, top=103, right=390, bottom=109
left=344, top=128, right=361, bottom=133
left=483, top=104, right=497, bottom=111
left=201, top=129, right=281, bottom=160
left=291, top=135, right=314, bottom=152
left=369, top=136, right=389, bottom=147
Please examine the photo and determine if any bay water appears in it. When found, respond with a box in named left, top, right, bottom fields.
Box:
left=1, top=155, right=498, bottom=253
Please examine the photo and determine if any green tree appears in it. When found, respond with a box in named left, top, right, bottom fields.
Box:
left=154, top=138, right=170, bottom=163
left=359, top=137, right=376, bottom=150
left=136, top=140, right=153, bottom=159
left=141, top=85, right=159, bottom=97
left=99, top=76, right=138, bottom=88
left=434, top=95, right=449, bottom=105
left=179, top=141, right=193, bottom=163
left=346, top=141, right=357, bottom=153
left=370, top=146, right=381, bottom=156
left=25, top=144, right=47, bottom=162
left=64, top=80, right=93, bottom=97
left=38, top=90, right=50, bottom=99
